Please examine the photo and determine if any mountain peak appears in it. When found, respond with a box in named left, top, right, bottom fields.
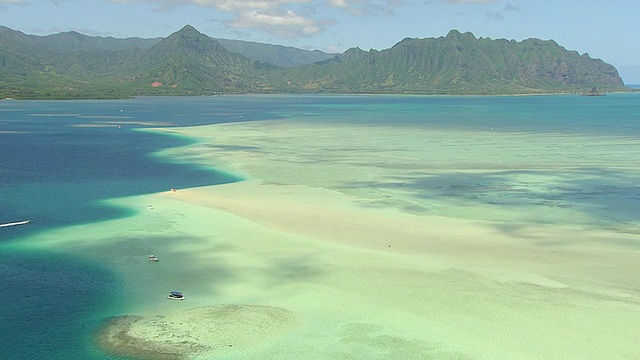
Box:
left=168, top=24, right=208, bottom=40
left=445, top=29, right=476, bottom=40
left=177, top=24, right=199, bottom=34
left=155, top=24, right=226, bottom=55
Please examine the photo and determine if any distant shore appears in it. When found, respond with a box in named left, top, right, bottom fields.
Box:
left=2, top=86, right=634, bottom=101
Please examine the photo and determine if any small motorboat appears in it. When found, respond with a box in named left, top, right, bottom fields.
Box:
left=167, top=291, right=185, bottom=300
left=148, top=254, right=159, bottom=262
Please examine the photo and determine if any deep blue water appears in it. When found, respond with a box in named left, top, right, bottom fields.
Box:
left=0, top=96, right=278, bottom=359
left=1, top=94, right=639, bottom=359
left=0, top=96, right=287, bottom=239
left=0, top=249, right=119, bottom=359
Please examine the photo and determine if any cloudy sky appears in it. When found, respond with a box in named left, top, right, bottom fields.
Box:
left=1, top=0, right=639, bottom=83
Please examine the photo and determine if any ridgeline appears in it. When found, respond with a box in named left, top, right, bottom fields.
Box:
left=0, top=25, right=628, bottom=99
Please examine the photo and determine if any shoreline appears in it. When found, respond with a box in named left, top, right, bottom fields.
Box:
left=3, top=88, right=636, bottom=101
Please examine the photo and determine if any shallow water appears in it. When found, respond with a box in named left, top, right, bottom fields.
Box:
left=1, top=94, right=639, bottom=359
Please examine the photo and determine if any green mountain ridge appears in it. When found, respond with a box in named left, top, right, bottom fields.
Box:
left=0, top=25, right=628, bottom=99
left=273, top=30, right=625, bottom=94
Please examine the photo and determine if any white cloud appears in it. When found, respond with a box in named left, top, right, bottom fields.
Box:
left=446, top=0, right=498, bottom=3
left=108, top=0, right=311, bottom=11
left=206, top=0, right=311, bottom=12
left=228, top=9, right=323, bottom=37
left=325, top=0, right=398, bottom=16
left=107, top=0, right=322, bottom=37
left=105, top=0, right=403, bottom=37
left=211, top=1, right=324, bottom=37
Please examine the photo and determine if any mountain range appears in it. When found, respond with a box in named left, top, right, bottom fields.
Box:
left=0, top=25, right=628, bottom=99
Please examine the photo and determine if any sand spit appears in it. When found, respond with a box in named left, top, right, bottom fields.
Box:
left=97, top=305, right=299, bottom=359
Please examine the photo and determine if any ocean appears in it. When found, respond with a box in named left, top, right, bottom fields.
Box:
left=1, top=94, right=639, bottom=359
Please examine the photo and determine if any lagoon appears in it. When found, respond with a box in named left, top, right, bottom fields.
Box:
left=1, top=94, right=639, bottom=359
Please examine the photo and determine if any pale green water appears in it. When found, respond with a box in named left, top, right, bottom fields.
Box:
left=3, top=94, right=640, bottom=359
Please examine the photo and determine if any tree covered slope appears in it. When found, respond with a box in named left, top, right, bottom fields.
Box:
left=0, top=26, right=627, bottom=99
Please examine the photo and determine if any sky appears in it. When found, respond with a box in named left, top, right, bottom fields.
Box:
left=1, top=0, right=639, bottom=83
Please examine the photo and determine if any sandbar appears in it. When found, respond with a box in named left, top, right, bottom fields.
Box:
left=28, top=119, right=640, bottom=359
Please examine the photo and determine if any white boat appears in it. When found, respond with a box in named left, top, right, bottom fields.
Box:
left=0, top=219, right=30, bottom=228
left=148, top=254, right=159, bottom=262
left=167, top=291, right=185, bottom=300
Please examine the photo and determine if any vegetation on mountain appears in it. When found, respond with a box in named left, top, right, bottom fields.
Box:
left=272, top=30, right=625, bottom=94
left=115, top=25, right=275, bottom=95
left=0, top=25, right=628, bottom=99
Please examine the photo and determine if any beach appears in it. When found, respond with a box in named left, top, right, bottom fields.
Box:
left=27, top=117, right=640, bottom=359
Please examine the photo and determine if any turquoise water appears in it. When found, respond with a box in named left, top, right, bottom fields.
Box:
left=0, top=97, right=269, bottom=359
left=1, top=94, right=639, bottom=359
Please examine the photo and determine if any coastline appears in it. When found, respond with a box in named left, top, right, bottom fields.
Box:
left=2, top=86, right=635, bottom=101
left=25, top=117, right=640, bottom=359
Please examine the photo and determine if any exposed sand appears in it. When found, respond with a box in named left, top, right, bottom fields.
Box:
left=28, top=119, right=640, bottom=359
